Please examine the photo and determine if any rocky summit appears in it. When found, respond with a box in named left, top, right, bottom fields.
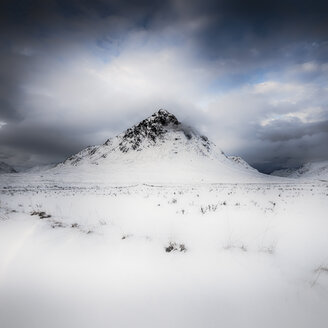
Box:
left=111, top=109, right=181, bottom=152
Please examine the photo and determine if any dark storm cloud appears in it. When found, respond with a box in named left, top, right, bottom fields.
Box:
left=0, top=123, right=84, bottom=156
left=0, top=0, right=328, bottom=170
left=259, top=118, right=328, bottom=143
left=0, top=99, right=22, bottom=121
left=247, top=117, right=328, bottom=172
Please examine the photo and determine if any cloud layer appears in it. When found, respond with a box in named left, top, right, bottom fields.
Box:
left=0, top=0, right=328, bottom=171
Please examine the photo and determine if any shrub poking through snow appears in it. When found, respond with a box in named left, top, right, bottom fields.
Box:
left=31, top=211, right=51, bottom=219
left=311, top=265, right=328, bottom=286
left=51, top=221, right=66, bottom=229
left=223, top=242, right=248, bottom=252
left=200, top=204, right=218, bottom=214
left=122, top=234, right=133, bottom=240
left=165, top=242, right=187, bottom=253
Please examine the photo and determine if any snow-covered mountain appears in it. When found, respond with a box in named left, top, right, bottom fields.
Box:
left=271, top=167, right=299, bottom=178
left=228, top=156, right=258, bottom=172
left=0, top=161, right=17, bottom=174
left=60, top=109, right=217, bottom=165
left=55, top=109, right=269, bottom=183
left=271, top=161, right=328, bottom=181
left=25, top=163, right=56, bottom=173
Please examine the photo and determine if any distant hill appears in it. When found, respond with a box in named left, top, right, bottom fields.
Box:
left=271, top=161, right=328, bottom=181
left=0, top=161, right=17, bottom=174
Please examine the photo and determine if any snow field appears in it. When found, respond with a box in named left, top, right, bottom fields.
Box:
left=0, top=181, right=328, bottom=328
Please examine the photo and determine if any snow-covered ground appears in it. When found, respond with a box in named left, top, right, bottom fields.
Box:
left=1, top=111, right=327, bottom=327
left=0, top=172, right=328, bottom=328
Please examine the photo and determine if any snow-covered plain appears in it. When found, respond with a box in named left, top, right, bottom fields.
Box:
left=0, top=173, right=328, bottom=328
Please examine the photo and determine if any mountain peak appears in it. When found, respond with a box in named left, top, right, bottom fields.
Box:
left=117, top=109, right=181, bottom=152
left=149, top=109, right=180, bottom=126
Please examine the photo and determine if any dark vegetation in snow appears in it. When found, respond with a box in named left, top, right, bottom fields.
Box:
left=165, top=242, right=187, bottom=253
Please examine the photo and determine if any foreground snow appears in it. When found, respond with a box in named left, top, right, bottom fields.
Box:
left=0, top=173, right=328, bottom=328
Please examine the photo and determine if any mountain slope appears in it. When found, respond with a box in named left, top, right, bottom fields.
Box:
left=55, top=109, right=272, bottom=183
left=228, top=156, right=258, bottom=172
left=0, top=161, right=17, bottom=174
left=271, top=161, right=328, bottom=181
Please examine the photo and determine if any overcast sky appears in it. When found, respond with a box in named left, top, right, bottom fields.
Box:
left=0, top=0, right=328, bottom=172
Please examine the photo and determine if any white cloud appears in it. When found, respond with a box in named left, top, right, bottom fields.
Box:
left=3, top=13, right=328, bottom=169
left=200, top=78, right=328, bottom=159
